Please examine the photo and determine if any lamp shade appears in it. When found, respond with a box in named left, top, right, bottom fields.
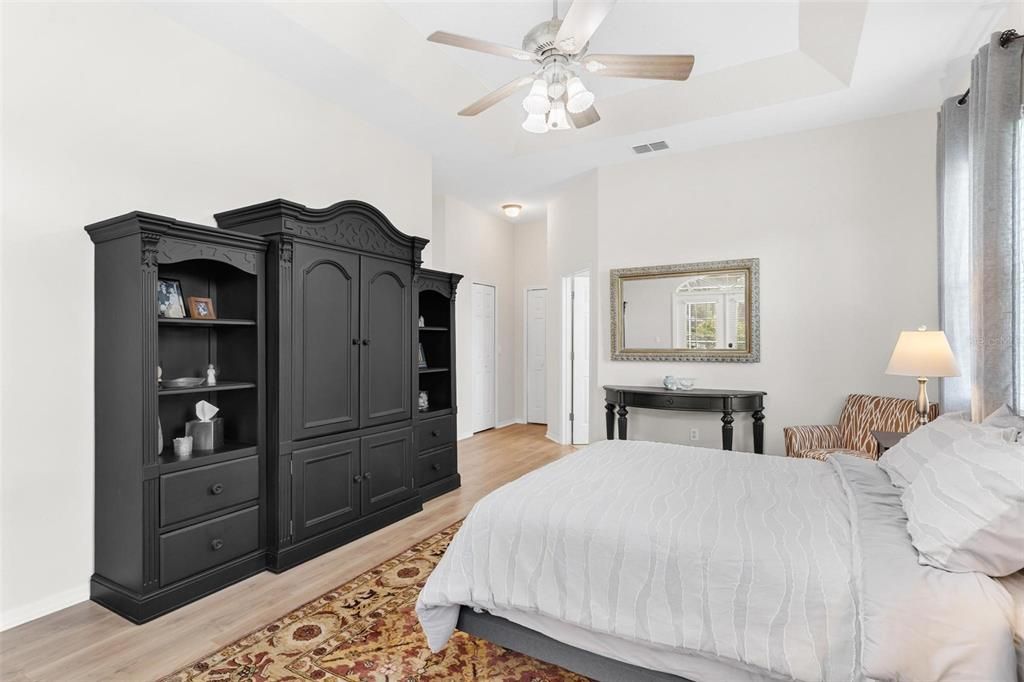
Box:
left=566, top=76, right=594, bottom=114
left=885, top=329, right=960, bottom=377
left=521, top=112, right=548, bottom=134
left=522, top=79, right=551, bottom=116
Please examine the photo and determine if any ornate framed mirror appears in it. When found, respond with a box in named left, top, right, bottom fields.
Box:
left=609, top=258, right=760, bottom=362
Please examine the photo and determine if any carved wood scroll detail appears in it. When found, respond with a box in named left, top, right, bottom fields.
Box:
left=157, top=237, right=259, bottom=274
left=141, top=232, right=161, bottom=270
left=283, top=217, right=408, bottom=259
left=416, top=277, right=452, bottom=298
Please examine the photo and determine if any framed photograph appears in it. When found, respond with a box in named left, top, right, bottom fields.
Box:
left=157, top=279, right=187, bottom=318
left=187, top=296, right=217, bottom=320
left=418, top=343, right=428, bottom=368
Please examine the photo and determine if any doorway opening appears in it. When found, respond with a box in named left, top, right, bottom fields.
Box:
left=471, top=283, right=497, bottom=433
left=561, top=271, right=590, bottom=445
left=524, top=287, right=547, bottom=424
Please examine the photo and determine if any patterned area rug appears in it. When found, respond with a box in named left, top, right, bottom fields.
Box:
left=162, top=522, right=588, bottom=681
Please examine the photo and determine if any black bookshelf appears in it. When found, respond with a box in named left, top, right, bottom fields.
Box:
left=86, top=212, right=267, bottom=623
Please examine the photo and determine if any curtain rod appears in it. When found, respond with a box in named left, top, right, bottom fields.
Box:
left=958, top=29, right=1021, bottom=105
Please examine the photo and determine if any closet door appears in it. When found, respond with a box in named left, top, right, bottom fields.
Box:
left=291, top=243, right=360, bottom=440
left=359, top=256, right=411, bottom=427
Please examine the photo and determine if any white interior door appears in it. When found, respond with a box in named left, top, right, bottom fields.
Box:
left=571, top=274, right=590, bottom=445
left=526, top=288, right=547, bottom=424
left=472, top=283, right=496, bottom=432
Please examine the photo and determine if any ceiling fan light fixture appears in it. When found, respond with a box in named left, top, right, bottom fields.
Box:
left=522, top=79, right=551, bottom=115
left=522, top=112, right=549, bottom=134
left=566, top=76, right=595, bottom=114
left=501, top=204, right=523, bottom=218
left=547, top=100, right=570, bottom=131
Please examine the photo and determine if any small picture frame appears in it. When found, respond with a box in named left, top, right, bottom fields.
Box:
left=418, top=390, right=429, bottom=412
left=157, top=279, right=187, bottom=318
left=187, top=296, right=217, bottom=320
left=418, top=343, right=428, bottom=368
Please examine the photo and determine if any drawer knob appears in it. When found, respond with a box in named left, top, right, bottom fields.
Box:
left=432, top=463, right=441, bottom=471
left=666, top=398, right=674, bottom=405
left=431, top=430, right=440, bottom=437
left=210, top=538, right=224, bottom=551
left=210, top=483, right=224, bottom=495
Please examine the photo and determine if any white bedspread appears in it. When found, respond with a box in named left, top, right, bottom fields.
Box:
left=417, top=440, right=1017, bottom=681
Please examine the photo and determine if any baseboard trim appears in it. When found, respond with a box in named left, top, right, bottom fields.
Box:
left=457, top=430, right=474, bottom=441
left=495, top=419, right=518, bottom=429
left=0, top=585, right=90, bottom=631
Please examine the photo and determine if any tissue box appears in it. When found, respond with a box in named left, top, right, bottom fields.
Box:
left=185, top=418, right=224, bottom=452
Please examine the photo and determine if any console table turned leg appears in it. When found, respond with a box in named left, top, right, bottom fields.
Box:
left=721, top=411, right=734, bottom=450
left=605, top=403, right=616, bottom=440
left=617, top=404, right=629, bottom=440
left=752, top=410, right=765, bottom=454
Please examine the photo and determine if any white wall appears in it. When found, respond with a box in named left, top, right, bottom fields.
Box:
left=545, top=110, right=939, bottom=454
left=545, top=172, right=601, bottom=443
left=434, top=196, right=517, bottom=437
left=513, top=220, right=548, bottom=423
left=0, top=3, right=433, bottom=629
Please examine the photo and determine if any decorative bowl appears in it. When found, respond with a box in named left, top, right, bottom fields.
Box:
left=674, top=377, right=696, bottom=390
left=163, top=377, right=205, bottom=389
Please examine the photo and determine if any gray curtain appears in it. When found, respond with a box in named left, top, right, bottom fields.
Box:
left=938, top=32, right=1023, bottom=419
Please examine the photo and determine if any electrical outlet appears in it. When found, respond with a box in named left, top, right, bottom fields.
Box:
left=689, top=428, right=699, bottom=441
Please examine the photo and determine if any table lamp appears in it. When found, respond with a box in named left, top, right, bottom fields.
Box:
left=885, top=326, right=960, bottom=425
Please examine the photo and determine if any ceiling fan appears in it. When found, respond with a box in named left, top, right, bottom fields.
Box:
left=426, top=0, right=694, bottom=134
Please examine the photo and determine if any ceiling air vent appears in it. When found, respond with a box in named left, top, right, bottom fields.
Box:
left=632, top=140, right=670, bottom=155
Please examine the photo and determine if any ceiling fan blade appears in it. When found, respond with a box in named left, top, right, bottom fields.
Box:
left=581, top=54, right=695, bottom=81
left=428, top=31, right=535, bottom=62
left=569, top=105, right=601, bottom=129
left=458, top=75, right=536, bottom=116
left=554, top=0, right=616, bottom=54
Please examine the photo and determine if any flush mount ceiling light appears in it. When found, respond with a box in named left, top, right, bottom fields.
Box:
left=501, top=204, right=523, bottom=218
left=426, top=0, right=695, bottom=134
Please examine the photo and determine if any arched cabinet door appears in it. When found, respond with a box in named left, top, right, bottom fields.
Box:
left=291, top=244, right=360, bottom=440
left=359, top=256, right=411, bottom=427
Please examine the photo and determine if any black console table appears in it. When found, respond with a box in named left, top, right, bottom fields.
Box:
left=603, top=386, right=767, bottom=454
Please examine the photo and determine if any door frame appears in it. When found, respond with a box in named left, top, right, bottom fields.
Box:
left=522, top=286, right=547, bottom=424
left=471, top=281, right=498, bottom=433
left=560, top=270, right=590, bottom=445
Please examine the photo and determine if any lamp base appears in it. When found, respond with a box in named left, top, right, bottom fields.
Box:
left=915, top=377, right=930, bottom=426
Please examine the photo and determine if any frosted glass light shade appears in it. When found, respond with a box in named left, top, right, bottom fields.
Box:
left=547, top=100, right=570, bottom=131
left=522, top=112, right=549, bottom=134
left=566, top=76, right=594, bottom=114
left=522, top=79, right=551, bottom=115
left=885, top=329, right=960, bottom=377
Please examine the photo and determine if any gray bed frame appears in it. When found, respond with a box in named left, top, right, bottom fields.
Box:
left=456, top=606, right=693, bottom=681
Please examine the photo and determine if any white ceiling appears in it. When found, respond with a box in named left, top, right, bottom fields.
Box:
left=157, top=1, right=1008, bottom=223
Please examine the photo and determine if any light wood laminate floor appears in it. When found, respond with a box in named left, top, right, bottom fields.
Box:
left=1, top=424, right=573, bottom=682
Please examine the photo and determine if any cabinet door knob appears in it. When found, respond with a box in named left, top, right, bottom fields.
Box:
left=364, top=472, right=373, bottom=480
left=353, top=474, right=362, bottom=483
left=432, top=463, right=441, bottom=471
left=362, top=339, right=371, bottom=346
left=352, top=338, right=359, bottom=346
left=209, top=483, right=224, bottom=495
left=431, top=430, right=440, bottom=437
left=210, top=538, right=224, bottom=551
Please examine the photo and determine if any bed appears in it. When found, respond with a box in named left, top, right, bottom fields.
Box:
left=416, top=439, right=1020, bottom=681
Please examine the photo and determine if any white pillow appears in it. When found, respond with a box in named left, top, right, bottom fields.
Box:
left=902, top=434, right=1024, bottom=576
left=878, top=413, right=1015, bottom=490
left=984, top=404, right=1024, bottom=442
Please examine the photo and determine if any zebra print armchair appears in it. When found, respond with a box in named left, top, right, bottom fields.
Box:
left=784, top=394, right=939, bottom=461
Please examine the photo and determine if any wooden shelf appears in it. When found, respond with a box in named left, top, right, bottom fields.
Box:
left=418, top=367, right=449, bottom=374
left=417, top=407, right=452, bottom=418
left=158, top=318, right=257, bottom=327
left=418, top=326, right=449, bottom=332
left=158, top=441, right=258, bottom=473
left=159, top=381, right=256, bottom=396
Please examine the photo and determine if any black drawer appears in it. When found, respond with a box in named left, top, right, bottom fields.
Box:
left=417, top=415, right=454, bottom=453
left=159, top=506, right=259, bottom=586
left=160, top=456, right=259, bottom=527
left=418, top=446, right=456, bottom=487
